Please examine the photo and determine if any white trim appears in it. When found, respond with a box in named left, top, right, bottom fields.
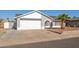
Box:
left=15, top=10, right=55, bottom=20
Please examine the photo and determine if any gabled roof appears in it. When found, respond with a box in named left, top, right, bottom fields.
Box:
left=15, top=10, right=54, bottom=20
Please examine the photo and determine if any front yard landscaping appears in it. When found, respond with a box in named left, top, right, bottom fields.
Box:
left=48, top=27, right=79, bottom=34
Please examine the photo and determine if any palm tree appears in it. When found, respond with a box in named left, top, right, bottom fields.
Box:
left=57, top=13, right=71, bottom=29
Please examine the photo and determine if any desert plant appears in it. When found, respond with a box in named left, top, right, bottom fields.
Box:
left=57, top=13, right=71, bottom=29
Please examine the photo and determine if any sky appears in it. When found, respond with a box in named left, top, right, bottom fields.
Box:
left=0, top=10, right=79, bottom=20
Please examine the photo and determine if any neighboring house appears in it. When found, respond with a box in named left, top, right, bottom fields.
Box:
left=65, top=17, right=79, bottom=27
left=4, top=20, right=15, bottom=29
left=15, top=10, right=57, bottom=30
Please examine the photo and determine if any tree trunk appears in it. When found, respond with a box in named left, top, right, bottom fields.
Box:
left=61, top=20, right=64, bottom=29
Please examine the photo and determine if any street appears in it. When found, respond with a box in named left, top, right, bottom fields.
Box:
left=2, top=37, right=79, bottom=48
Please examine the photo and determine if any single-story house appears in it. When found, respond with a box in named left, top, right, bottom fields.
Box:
left=15, top=10, right=61, bottom=30
left=3, top=10, right=78, bottom=30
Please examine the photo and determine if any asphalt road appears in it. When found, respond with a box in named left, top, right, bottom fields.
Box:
left=2, top=37, right=79, bottom=48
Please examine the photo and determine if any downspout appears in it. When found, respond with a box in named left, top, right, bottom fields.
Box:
left=41, top=15, right=44, bottom=29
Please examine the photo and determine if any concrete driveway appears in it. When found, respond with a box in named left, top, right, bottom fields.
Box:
left=0, top=29, right=61, bottom=40
left=0, top=29, right=61, bottom=47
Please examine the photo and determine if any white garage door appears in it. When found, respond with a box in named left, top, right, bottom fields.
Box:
left=19, top=20, right=41, bottom=30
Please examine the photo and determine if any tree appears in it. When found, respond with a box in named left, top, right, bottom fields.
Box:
left=7, top=18, right=9, bottom=21
left=57, top=13, right=71, bottom=29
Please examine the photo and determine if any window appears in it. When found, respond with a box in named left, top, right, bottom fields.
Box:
left=54, top=22, right=61, bottom=26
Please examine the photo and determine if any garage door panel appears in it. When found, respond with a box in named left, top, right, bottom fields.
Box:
left=19, top=20, right=41, bottom=29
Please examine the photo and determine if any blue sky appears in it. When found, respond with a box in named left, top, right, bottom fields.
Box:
left=0, top=10, right=79, bottom=20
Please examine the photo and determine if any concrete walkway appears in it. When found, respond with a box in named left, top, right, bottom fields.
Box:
left=0, top=29, right=79, bottom=47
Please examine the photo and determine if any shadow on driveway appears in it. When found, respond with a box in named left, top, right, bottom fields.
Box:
left=1, top=37, right=79, bottom=48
